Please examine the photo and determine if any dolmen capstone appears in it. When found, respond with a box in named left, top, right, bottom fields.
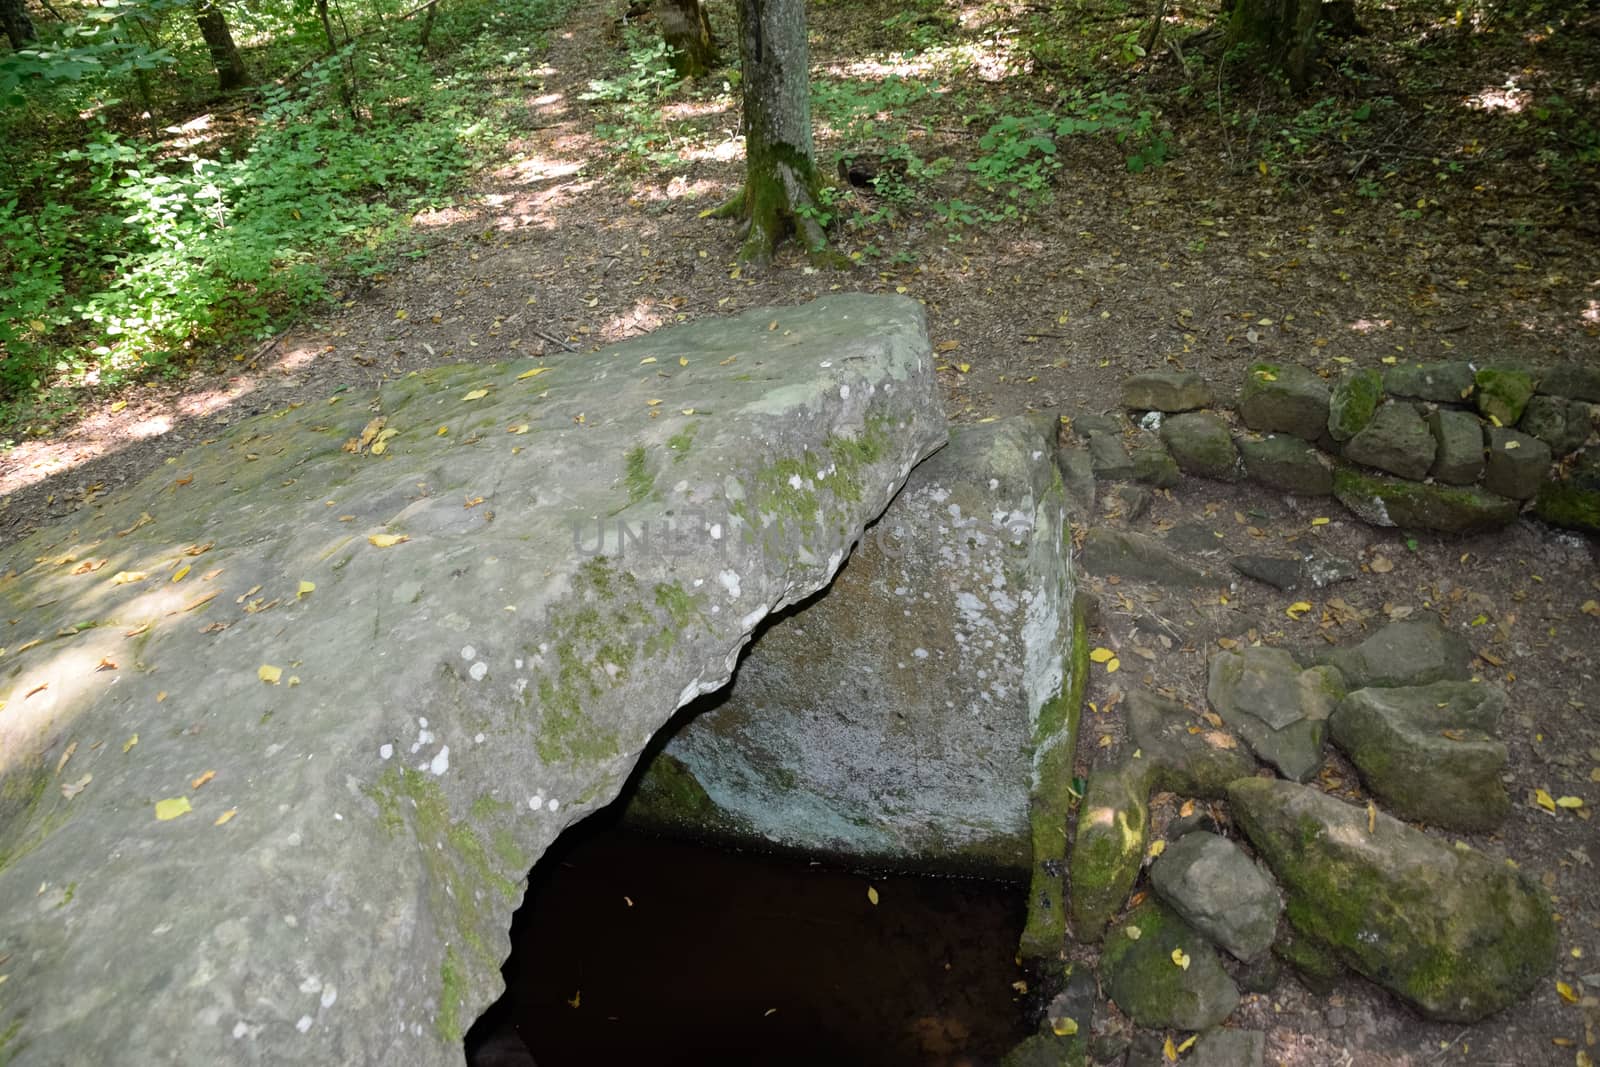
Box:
left=0, top=295, right=945, bottom=1065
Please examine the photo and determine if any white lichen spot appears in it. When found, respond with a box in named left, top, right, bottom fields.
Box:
left=333, top=813, right=343, bottom=821
left=429, top=746, right=450, bottom=776
left=787, top=473, right=803, bottom=491
left=839, top=385, right=851, bottom=400
left=468, top=661, right=488, bottom=682
left=547, top=798, right=560, bottom=812
left=913, top=647, right=930, bottom=659
left=284, top=915, right=299, bottom=928
left=740, top=609, right=765, bottom=631
left=296, top=1016, right=313, bottom=1034
left=673, top=479, right=689, bottom=493
left=529, top=795, right=544, bottom=811
left=460, top=646, right=476, bottom=661
left=692, top=577, right=704, bottom=587
left=286, top=832, right=303, bottom=847
left=231, top=1021, right=253, bottom=1040
left=819, top=360, right=833, bottom=368
left=320, top=986, right=338, bottom=1009
left=514, top=657, right=524, bottom=669
left=709, top=523, right=723, bottom=541
left=718, top=570, right=742, bottom=599
left=299, top=976, right=323, bottom=995
left=379, top=744, right=393, bottom=761
left=418, top=717, right=429, bottom=729
left=474, top=733, right=485, bottom=744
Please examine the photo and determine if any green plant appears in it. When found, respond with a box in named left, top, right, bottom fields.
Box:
left=581, top=29, right=685, bottom=167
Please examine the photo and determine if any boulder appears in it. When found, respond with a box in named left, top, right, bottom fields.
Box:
left=1332, top=467, right=1518, bottom=534
left=1322, top=617, right=1472, bottom=688
left=1341, top=402, right=1436, bottom=480
left=1068, top=762, right=1149, bottom=941
left=1329, top=682, right=1509, bottom=831
left=1237, top=434, right=1334, bottom=496
left=1056, top=444, right=1096, bottom=517
left=1238, top=363, right=1330, bottom=441
left=1125, top=689, right=1257, bottom=799
left=1206, top=649, right=1344, bottom=782
left=1188, top=1029, right=1266, bottom=1067
left=1132, top=442, right=1181, bottom=488
left=1427, top=408, right=1486, bottom=486
left=1384, top=360, right=1476, bottom=403
left=1327, top=368, right=1383, bottom=442
left=1541, top=362, right=1600, bottom=403
left=1160, top=412, right=1242, bottom=481
left=1088, top=431, right=1136, bottom=481
left=1229, top=552, right=1354, bottom=592
left=1101, top=902, right=1241, bottom=1031
left=1122, top=371, right=1215, bottom=413
left=1104, top=482, right=1152, bottom=521
left=1474, top=366, right=1536, bottom=426
left=1519, top=395, right=1590, bottom=456
left=1229, top=778, right=1557, bottom=1022
left=0, top=295, right=946, bottom=1065
left=1149, top=832, right=1282, bottom=962
left=1534, top=447, right=1600, bottom=534
left=627, top=417, right=1078, bottom=874
left=1482, top=426, right=1552, bottom=500
left=1079, top=528, right=1216, bottom=587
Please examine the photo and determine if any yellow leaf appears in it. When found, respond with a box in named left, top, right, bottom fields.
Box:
left=1555, top=796, right=1584, bottom=809
left=1286, top=601, right=1313, bottom=619
left=1177, top=1035, right=1197, bottom=1053
left=1125, top=925, right=1142, bottom=940
left=1171, top=948, right=1191, bottom=970
left=507, top=423, right=530, bottom=434
left=936, top=340, right=961, bottom=352
left=1090, top=647, right=1116, bottom=663
left=1535, top=788, right=1557, bottom=813
left=679, top=357, right=689, bottom=367
left=1257, top=370, right=1278, bottom=381
left=1257, top=160, right=1269, bottom=176
left=1310, top=517, right=1330, bottom=526
left=1489, top=414, right=1503, bottom=427
left=1106, top=657, right=1120, bottom=673
left=1148, top=839, right=1167, bottom=859
left=171, top=565, right=191, bottom=583
left=368, top=533, right=410, bottom=548
left=122, top=734, right=138, bottom=753
left=1504, top=439, right=1521, bottom=450
left=258, top=664, right=283, bottom=685
left=190, top=769, right=216, bottom=790
left=155, top=796, right=193, bottom=821
left=646, top=398, right=663, bottom=407
left=1557, top=980, right=1578, bottom=1003
left=436, top=425, right=449, bottom=436
left=1581, top=600, right=1600, bottom=618
left=110, top=570, right=148, bottom=585
left=680, top=408, right=695, bottom=416
left=1381, top=355, right=1398, bottom=365
left=297, top=581, right=315, bottom=598
left=956, top=363, right=972, bottom=374
left=394, top=309, right=407, bottom=320
left=215, top=808, right=237, bottom=826
left=518, top=367, right=551, bottom=379
left=1051, top=1017, right=1078, bottom=1037
left=1367, top=800, right=1377, bottom=833
left=463, top=388, right=489, bottom=401
left=867, top=886, right=879, bottom=906
left=1164, top=1035, right=1178, bottom=1062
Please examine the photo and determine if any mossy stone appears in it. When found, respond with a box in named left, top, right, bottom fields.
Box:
left=1426, top=408, right=1485, bottom=485
left=1341, top=402, right=1436, bottom=481
left=1238, top=363, right=1330, bottom=441
left=1122, top=370, right=1215, bottom=413
left=1332, top=466, right=1518, bottom=534
left=1160, top=412, right=1242, bottom=481
left=1482, top=427, right=1552, bottom=500
left=1532, top=447, right=1600, bottom=533
left=1068, top=762, right=1150, bottom=942
left=1383, top=360, right=1476, bottom=403
left=1100, top=901, right=1241, bottom=1030
left=1328, top=368, right=1383, bottom=442
left=1132, top=442, right=1181, bottom=488
left=1125, top=689, right=1257, bottom=799
left=1474, top=366, right=1535, bottom=426
left=1237, top=434, right=1334, bottom=496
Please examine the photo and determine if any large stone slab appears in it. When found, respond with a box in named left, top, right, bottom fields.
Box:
left=625, top=416, right=1078, bottom=875
left=0, top=295, right=946, bottom=1066
left=1229, top=778, right=1557, bottom=1022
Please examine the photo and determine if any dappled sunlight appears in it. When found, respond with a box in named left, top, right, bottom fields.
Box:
left=824, top=37, right=1020, bottom=83
left=1582, top=299, right=1600, bottom=327
left=162, top=113, right=219, bottom=151
left=634, top=174, right=727, bottom=203
left=598, top=301, right=670, bottom=343
left=1466, top=79, right=1531, bottom=113
left=659, top=98, right=734, bottom=122
left=679, top=134, right=745, bottom=165
left=1348, top=318, right=1394, bottom=334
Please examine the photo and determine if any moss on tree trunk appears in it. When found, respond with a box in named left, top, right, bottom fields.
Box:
left=1225, top=0, right=1322, bottom=89
left=656, top=0, right=718, bottom=79
left=714, top=0, right=835, bottom=265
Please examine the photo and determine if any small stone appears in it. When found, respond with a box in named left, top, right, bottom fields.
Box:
left=1123, top=370, right=1215, bottom=412
left=1230, top=554, right=1305, bottom=591
left=1330, top=681, right=1510, bottom=832
left=1132, top=442, right=1181, bottom=488
left=1150, top=831, right=1282, bottom=961
left=1069, top=762, right=1150, bottom=941
left=1332, top=467, right=1518, bottom=534
left=1383, top=360, right=1476, bottom=403
left=1080, top=528, right=1216, bottom=587
left=1056, top=444, right=1096, bottom=517
left=1474, top=366, right=1535, bottom=426
left=1519, top=395, right=1589, bottom=456
left=1322, top=616, right=1472, bottom=688
left=1165, top=521, right=1227, bottom=555
left=1533, top=447, right=1600, bottom=534
left=1427, top=408, right=1485, bottom=485
left=1239, top=363, right=1331, bottom=441
left=1341, top=402, right=1436, bottom=480
left=1327, top=368, right=1383, bottom=442
left=1161, top=412, right=1243, bottom=481
left=1188, top=1029, right=1266, bottom=1067
left=1126, top=689, right=1257, bottom=800
left=1088, top=431, right=1136, bottom=481
left=1105, top=483, right=1152, bottom=522
left=1325, top=1006, right=1348, bottom=1029
left=1539, top=362, right=1600, bottom=402
left=1482, top=426, right=1552, bottom=501
left=1070, top=412, right=1126, bottom=439
left=1101, top=901, right=1241, bottom=1031
left=1236, top=434, right=1334, bottom=496
left=1207, top=649, right=1343, bottom=782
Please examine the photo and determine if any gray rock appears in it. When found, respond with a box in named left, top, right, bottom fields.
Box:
left=1069, top=762, right=1150, bottom=941
left=628, top=417, right=1075, bottom=873
left=1237, top=434, right=1334, bottom=496
left=1427, top=408, right=1486, bottom=485
left=1229, top=778, right=1557, bottom=1022
left=1150, top=832, right=1282, bottom=962
left=1056, top=444, right=1096, bottom=517
left=1125, top=689, right=1257, bottom=800
left=1105, top=482, right=1153, bottom=522
left=1123, top=370, right=1215, bottom=413
left=1101, top=901, right=1241, bottom=1031
left=1080, top=527, right=1216, bottom=587
left=1341, top=402, right=1437, bottom=480
left=1534, top=446, right=1600, bottom=534
left=1384, top=360, right=1476, bottom=403
left=1230, top=553, right=1305, bottom=591
left=1475, top=366, right=1536, bottom=426
left=1330, top=681, right=1510, bottom=831
left=1541, top=362, right=1600, bottom=403
left=1088, top=430, right=1136, bottom=481
left=1132, top=442, right=1181, bottom=488
left=1239, top=363, right=1330, bottom=441
left=1328, top=368, right=1384, bottom=442
left=1519, top=395, right=1590, bottom=456
left=1323, top=616, right=1473, bottom=688
left=1165, top=521, right=1227, bottom=555
left=0, top=295, right=947, bottom=1066
left=1482, top=426, right=1552, bottom=500
left=1070, top=412, right=1125, bottom=439
left=1332, top=467, right=1518, bottom=534
left=1207, top=649, right=1344, bottom=781
left=1161, top=412, right=1243, bottom=481
left=1189, top=1029, right=1266, bottom=1067
left=1234, top=954, right=1283, bottom=994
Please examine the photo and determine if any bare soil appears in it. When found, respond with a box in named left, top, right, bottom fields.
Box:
left=2, top=1, right=1597, bottom=1063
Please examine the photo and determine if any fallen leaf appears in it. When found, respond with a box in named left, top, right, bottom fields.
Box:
left=1556, top=796, right=1585, bottom=809
left=1286, top=601, right=1313, bottom=619
left=258, top=664, right=283, bottom=685
left=182, top=591, right=219, bottom=612
left=1125, top=925, right=1142, bottom=940
left=55, top=740, right=78, bottom=775
left=935, top=340, right=961, bottom=352
left=518, top=367, right=552, bottom=379
left=96, top=657, right=117, bottom=672
left=1177, top=1035, right=1197, bottom=1053
left=214, top=808, right=237, bottom=826
left=867, top=886, right=880, bottom=906
left=1164, top=1035, right=1178, bottom=1062
left=1367, top=800, right=1377, bottom=833
left=155, top=796, right=193, bottom=821
left=368, top=533, right=410, bottom=548
left=507, top=423, right=530, bottom=434
left=171, top=565, right=191, bottom=583
left=956, top=362, right=972, bottom=374
left=110, top=571, right=148, bottom=585
left=1370, top=556, right=1393, bottom=573
left=1535, top=788, right=1558, bottom=813
left=1090, top=647, right=1116, bottom=663
left=1558, top=980, right=1578, bottom=1003
left=1583, top=600, right=1600, bottom=618
left=190, top=770, right=216, bottom=790
left=1311, top=516, right=1330, bottom=526
left=1051, top=1017, right=1078, bottom=1037
left=61, top=773, right=92, bottom=799
left=678, top=357, right=688, bottom=367
left=297, top=581, right=315, bottom=598
left=462, top=388, right=490, bottom=401
left=122, top=734, right=138, bottom=753
left=1148, top=839, right=1167, bottom=859
left=1171, top=948, right=1191, bottom=970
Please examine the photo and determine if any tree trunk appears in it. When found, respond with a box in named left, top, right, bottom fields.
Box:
left=194, top=1, right=247, bottom=91
left=1, top=0, right=36, bottom=50
left=712, top=0, right=832, bottom=265
left=1225, top=0, right=1322, bottom=89
left=656, top=0, right=717, bottom=78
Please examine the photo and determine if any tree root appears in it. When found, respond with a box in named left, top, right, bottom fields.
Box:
left=713, top=161, right=846, bottom=267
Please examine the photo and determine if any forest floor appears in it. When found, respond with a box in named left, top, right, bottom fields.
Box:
left=2, top=0, right=1598, bottom=1063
